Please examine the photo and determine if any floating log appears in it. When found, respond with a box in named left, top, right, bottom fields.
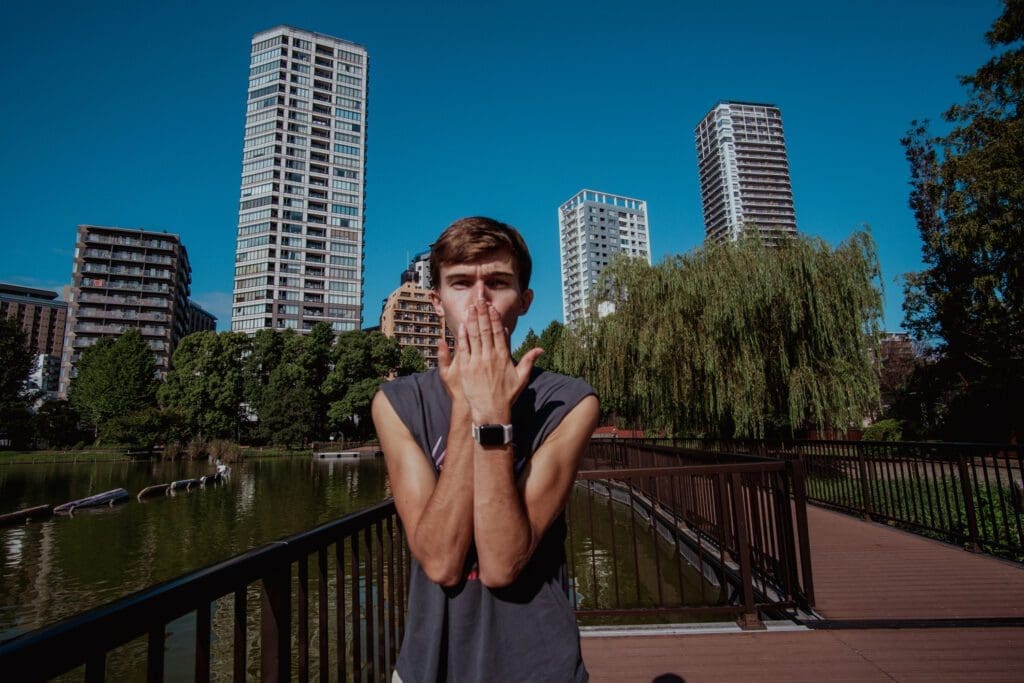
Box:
left=0, top=504, right=53, bottom=526
left=53, top=489, right=129, bottom=515
left=137, top=484, right=171, bottom=501
left=169, top=478, right=199, bottom=492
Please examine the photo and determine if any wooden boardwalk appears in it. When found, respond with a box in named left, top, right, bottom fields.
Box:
left=582, top=505, right=1024, bottom=682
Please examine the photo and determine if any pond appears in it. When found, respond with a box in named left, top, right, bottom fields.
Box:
left=0, top=456, right=390, bottom=643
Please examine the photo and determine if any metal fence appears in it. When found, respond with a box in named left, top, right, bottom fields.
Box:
left=0, top=500, right=407, bottom=682
left=569, top=440, right=814, bottom=626
left=621, top=437, right=1024, bottom=561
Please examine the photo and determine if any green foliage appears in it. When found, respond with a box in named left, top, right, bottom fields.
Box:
left=101, top=406, right=188, bottom=451
left=862, top=418, right=904, bottom=442
left=325, top=331, right=401, bottom=439
left=69, top=329, right=158, bottom=432
left=32, top=400, right=87, bottom=448
left=513, top=320, right=568, bottom=372
left=562, top=233, right=883, bottom=438
left=159, top=331, right=251, bottom=440
left=900, top=0, right=1024, bottom=440
left=397, top=345, right=427, bottom=376
left=259, top=362, right=316, bottom=447
left=0, top=317, right=34, bottom=405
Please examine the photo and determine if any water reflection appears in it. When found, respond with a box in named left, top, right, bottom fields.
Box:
left=0, top=456, right=390, bottom=643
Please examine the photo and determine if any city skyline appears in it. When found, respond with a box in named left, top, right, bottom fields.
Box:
left=0, top=0, right=1005, bottom=345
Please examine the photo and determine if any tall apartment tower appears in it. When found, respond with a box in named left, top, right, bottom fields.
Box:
left=232, top=26, right=368, bottom=335
left=558, top=189, right=651, bottom=327
left=695, top=101, right=797, bottom=244
left=59, top=225, right=194, bottom=398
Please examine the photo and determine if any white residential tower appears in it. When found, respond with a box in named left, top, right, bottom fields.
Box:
left=232, top=26, right=368, bottom=334
left=695, top=101, right=797, bottom=244
left=558, top=189, right=651, bottom=327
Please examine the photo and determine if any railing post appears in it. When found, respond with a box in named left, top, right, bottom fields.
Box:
left=788, top=459, right=815, bottom=608
left=857, top=445, right=873, bottom=521
left=261, top=564, right=291, bottom=682
left=956, top=454, right=982, bottom=552
left=729, top=473, right=765, bottom=630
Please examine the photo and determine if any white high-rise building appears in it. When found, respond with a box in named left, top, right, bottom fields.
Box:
left=695, top=101, right=797, bottom=244
left=558, top=189, right=651, bottom=327
left=232, top=26, right=368, bottom=334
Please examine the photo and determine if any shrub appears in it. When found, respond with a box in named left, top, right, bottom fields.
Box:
left=862, top=418, right=903, bottom=441
left=186, top=437, right=208, bottom=460
left=209, top=439, right=243, bottom=464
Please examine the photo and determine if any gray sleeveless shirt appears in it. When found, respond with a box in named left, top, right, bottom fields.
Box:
left=381, top=368, right=594, bottom=682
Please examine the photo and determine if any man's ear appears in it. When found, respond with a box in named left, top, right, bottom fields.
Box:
left=430, top=290, right=445, bottom=318
left=519, top=289, right=534, bottom=316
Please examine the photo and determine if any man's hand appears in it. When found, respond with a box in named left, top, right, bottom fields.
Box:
left=457, top=298, right=543, bottom=424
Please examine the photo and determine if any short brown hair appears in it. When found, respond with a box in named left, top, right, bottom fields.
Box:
left=430, top=217, right=532, bottom=291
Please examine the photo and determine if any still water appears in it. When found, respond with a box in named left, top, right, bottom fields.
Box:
left=0, top=456, right=390, bottom=643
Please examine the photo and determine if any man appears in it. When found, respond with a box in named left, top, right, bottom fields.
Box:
left=372, top=217, right=599, bottom=682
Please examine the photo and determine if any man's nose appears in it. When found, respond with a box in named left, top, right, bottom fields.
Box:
left=473, top=281, right=490, bottom=301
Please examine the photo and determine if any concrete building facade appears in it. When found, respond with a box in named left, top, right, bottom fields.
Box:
left=0, top=283, right=68, bottom=399
left=231, top=26, right=368, bottom=336
left=558, top=189, right=651, bottom=326
left=379, top=280, right=444, bottom=369
left=59, top=225, right=194, bottom=398
left=695, top=101, right=797, bottom=244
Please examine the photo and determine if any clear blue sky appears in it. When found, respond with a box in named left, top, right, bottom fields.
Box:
left=0, top=0, right=1004, bottom=345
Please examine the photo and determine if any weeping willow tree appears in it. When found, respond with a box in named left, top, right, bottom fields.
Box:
left=561, top=231, right=884, bottom=438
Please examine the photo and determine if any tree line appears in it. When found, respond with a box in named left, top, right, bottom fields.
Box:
left=0, top=321, right=425, bottom=450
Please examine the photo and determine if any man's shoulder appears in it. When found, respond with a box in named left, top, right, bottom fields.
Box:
left=380, top=368, right=442, bottom=404
left=527, top=369, right=595, bottom=397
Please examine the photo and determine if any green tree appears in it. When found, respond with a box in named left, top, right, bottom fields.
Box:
left=0, top=317, right=35, bottom=448
left=324, top=331, right=401, bottom=439
left=69, top=329, right=158, bottom=432
left=293, top=322, right=334, bottom=439
left=258, top=362, right=316, bottom=447
left=0, top=317, right=34, bottom=404
left=244, top=328, right=286, bottom=408
left=159, top=331, right=251, bottom=440
left=102, top=406, right=188, bottom=452
left=33, top=400, right=86, bottom=448
left=397, top=345, right=427, bottom=376
left=512, top=328, right=540, bottom=362
left=901, top=0, right=1024, bottom=440
left=562, top=233, right=883, bottom=438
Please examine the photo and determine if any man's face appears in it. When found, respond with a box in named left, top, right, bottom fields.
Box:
left=431, top=249, right=533, bottom=337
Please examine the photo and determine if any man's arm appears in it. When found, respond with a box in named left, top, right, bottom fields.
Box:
left=472, top=394, right=599, bottom=587
left=372, top=362, right=477, bottom=587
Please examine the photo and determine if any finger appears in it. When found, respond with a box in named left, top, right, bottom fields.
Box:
left=464, top=303, right=482, bottom=352
left=456, top=321, right=470, bottom=358
left=488, top=306, right=507, bottom=351
left=516, top=347, right=544, bottom=383
left=473, top=299, right=495, bottom=352
left=437, top=334, right=451, bottom=371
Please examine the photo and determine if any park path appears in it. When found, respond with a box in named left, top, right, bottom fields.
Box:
left=582, top=504, right=1024, bottom=682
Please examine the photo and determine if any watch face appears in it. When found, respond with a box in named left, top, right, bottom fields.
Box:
left=474, top=423, right=513, bottom=446
left=477, top=424, right=507, bottom=447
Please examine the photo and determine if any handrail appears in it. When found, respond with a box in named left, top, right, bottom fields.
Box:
left=0, top=500, right=404, bottom=682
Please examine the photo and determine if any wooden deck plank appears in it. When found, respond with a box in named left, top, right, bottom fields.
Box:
left=583, top=628, right=1024, bottom=682
left=585, top=503, right=1024, bottom=681
left=805, top=505, right=1024, bottom=620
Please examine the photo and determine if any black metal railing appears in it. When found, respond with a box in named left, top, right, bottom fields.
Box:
left=568, top=441, right=813, bottom=626
left=619, top=437, right=1024, bottom=561
left=0, top=501, right=407, bottom=682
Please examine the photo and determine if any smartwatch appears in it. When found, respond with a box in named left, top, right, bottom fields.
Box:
left=472, top=423, right=514, bottom=447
